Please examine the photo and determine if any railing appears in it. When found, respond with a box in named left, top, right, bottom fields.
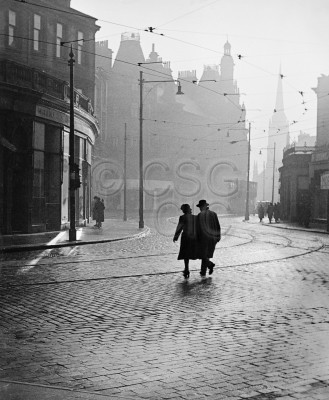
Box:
left=0, top=60, right=94, bottom=116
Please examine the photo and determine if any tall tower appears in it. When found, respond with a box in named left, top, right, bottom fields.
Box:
left=220, top=41, right=234, bottom=83
left=264, top=66, right=290, bottom=203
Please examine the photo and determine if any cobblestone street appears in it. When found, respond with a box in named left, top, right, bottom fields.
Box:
left=1, top=217, right=329, bottom=399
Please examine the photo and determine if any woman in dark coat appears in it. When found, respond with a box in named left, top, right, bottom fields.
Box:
left=258, top=204, right=265, bottom=222
left=173, top=204, right=198, bottom=279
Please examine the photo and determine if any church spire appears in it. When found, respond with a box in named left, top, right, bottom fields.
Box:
left=275, top=65, right=284, bottom=112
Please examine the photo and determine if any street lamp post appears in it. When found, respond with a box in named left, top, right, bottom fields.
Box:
left=245, top=122, right=251, bottom=221
left=139, top=71, right=144, bottom=229
left=68, top=46, right=76, bottom=241
left=123, top=122, right=127, bottom=222
left=138, top=69, right=184, bottom=229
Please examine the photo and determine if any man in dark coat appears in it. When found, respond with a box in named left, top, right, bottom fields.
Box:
left=267, top=202, right=274, bottom=223
left=196, top=199, right=221, bottom=277
left=258, top=203, right=265, bottom=222
left=92, top=196, right=105, bottom=228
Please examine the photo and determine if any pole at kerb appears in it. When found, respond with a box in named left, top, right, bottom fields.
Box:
left=123, top=122, right=127, bottom=222
left=244, top=122, right=251, bottom=221
left=271, top=142, right=276, bottom=204
left=262, top=161, right=265, bottom=201
left=69, top=46, right=76, bottom=241
left=139, top=71, right=144, bottom=229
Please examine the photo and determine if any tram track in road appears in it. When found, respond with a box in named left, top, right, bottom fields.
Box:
left=0, top=224, right=255, bottom=268
left=1, top=233, right=325, bottom=288
left=0, top=224, right=325, bottom=270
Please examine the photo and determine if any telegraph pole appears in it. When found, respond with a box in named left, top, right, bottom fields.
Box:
left=271, top=142, right=276, bottom=204
left=68, top=46, right=76, bottom=241
left=244, top=122, right=251, bottom=221
left=139, top=71, right=144, bottom=229
left=123, top=123, right=127, bottom=221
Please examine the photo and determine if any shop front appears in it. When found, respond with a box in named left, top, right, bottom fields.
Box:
left=0, top=66, right=99, bottom=234
left=309, top=147, right=329, bottom=224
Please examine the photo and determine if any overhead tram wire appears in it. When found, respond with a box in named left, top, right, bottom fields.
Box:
left=5, top=6, right=324, bottom=132
left=153, top=0, right=220, bottom=30
left=14, top=0, right=315, bottom=116
left=5, top=29, right=323, bottom=136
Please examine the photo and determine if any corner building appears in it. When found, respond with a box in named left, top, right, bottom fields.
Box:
left=0, top=0, right=100, bottom=234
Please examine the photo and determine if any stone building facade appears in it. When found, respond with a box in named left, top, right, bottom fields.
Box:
left=92, top=34, right=252, bottom=216
left=0, top=0, right=99, bottom=234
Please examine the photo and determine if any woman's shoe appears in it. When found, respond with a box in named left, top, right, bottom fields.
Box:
left=183, top=270, right=190, bottom=279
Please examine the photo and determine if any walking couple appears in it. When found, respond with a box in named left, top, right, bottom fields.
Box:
left=173, top=199, right=221, bottom=279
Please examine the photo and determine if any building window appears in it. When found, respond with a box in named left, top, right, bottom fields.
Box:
left=33, top=14, right=41, bottom=51
left=8, top=10, right=16, bottom=46
left=56, top=23, right=62, bottom=57
left=77, top=31, right=83, bottom=64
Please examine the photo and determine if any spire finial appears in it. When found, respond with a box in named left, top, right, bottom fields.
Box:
left=275, top=64, right=284, bottom=112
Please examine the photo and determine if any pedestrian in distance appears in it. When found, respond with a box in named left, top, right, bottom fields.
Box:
left=274, top=203, right=280, bottom=223
left=196, top=199, right=221, bottom=277
left=173, top=204, right=199, bottom=279
left=92, top=196, right=105, bottom=228
left=258, top=203, right=265, bottom=222
left=99, top=198, right=105, bottom=228
left=267, top=202, right=274, bottom=223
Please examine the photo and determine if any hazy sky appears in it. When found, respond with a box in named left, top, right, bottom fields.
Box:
left=71, top=0, right=329, bottom=166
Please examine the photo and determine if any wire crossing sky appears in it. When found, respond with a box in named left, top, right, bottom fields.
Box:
left=71, top=0, right=329, bottom=165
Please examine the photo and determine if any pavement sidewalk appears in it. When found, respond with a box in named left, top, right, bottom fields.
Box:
left=0, top=218, right=149, bottom=253
left=247, top=214, right=329, bottom=234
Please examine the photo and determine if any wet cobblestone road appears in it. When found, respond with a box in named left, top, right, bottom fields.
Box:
left=1, top=217, right=329, bottom=399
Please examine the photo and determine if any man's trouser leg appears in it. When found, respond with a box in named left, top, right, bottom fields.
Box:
left=200, top=259, right=208, bottom=276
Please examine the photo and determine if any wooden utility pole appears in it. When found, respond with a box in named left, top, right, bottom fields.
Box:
left=245, top=122, right=251, bottom=221
left=271, top=142, right=276, bottom=204
left=123, top=123, right=127, bottom=221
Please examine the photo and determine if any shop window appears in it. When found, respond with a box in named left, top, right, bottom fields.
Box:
left=61, top=129, right=69, bottom=224
left=32, top=150, right=45, bottom=224
left=33, top=151, right=44, bottom=197
left=8, top=10, right=16, bottom=46
left=32, top=123, right=62, bottom=228
left=45, top=125, right=61, bottom=153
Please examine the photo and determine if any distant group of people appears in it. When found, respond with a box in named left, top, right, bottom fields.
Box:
left=258, top=202, right=281, bottom=224
left=92, top=196, right=105, bottom=228
left=173, top=199, right=221, bottom=279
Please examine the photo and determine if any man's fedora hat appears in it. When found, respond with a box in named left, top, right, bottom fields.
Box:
left=196, top=199, right=209, bottom=208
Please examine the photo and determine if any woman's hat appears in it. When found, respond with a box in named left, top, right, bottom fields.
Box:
left=196, top=199, right=209, bottom=208
left=180, top=204, right=190, bottom=212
